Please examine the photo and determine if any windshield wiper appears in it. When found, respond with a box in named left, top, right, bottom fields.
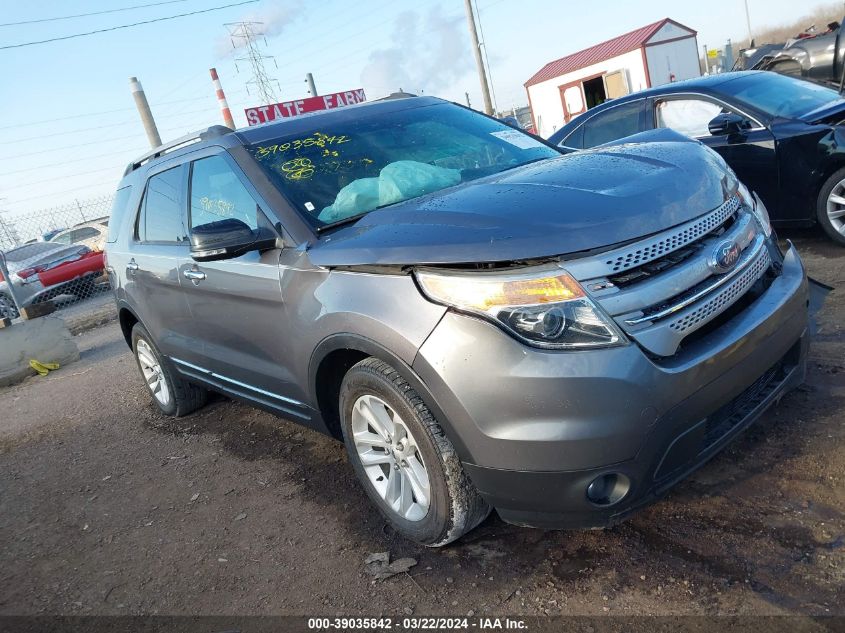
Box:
left=316, top=211, right=370, bottom=233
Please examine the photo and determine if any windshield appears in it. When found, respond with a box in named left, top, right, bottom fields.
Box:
left=727, top=72, right=844, bottom=119
left=246, top=102, right=559, bottom=227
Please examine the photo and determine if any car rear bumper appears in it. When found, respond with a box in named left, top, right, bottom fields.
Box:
left=412, top=243, right=809, bottom=529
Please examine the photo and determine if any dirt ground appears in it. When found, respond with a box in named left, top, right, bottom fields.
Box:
left=0, top=230, right=843, bottom=619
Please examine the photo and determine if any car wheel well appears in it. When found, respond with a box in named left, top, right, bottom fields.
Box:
left=315, top=348, right=370, bottom=440
left=118, top=308, right=139, bottom=349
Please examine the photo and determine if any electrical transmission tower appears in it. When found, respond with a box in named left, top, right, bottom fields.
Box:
left=225, top=21, right=280, bottom=105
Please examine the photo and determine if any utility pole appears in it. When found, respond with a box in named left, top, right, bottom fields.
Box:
left=305, top=72, right=318, bottom=96
left=226, top=21, right=280, bottom=105
left=465, top=92, right=471, bottom=108
left=744, top=0, right=753, bottom=45
left=210, top=68, right=236, bottom=129
left=129, top=76, right=162, bottom=148
left=463, top=0, right=493, bottom=115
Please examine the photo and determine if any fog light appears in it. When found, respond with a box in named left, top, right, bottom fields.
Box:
left=586, top=473, right=630, bottom=506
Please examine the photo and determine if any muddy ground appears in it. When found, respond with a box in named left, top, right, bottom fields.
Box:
left=0, top=230, right=842, bottom=619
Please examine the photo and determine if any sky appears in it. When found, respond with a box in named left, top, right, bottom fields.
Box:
left=0, top=0, right=833, bottom=222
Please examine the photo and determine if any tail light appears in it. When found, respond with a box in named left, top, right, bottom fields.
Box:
left=16, top=266, right=46, bottom=281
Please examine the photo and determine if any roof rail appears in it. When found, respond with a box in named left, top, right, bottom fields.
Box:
left=124, top=125, right=233, bottom=175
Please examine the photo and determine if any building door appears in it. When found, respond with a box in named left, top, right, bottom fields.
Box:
left=559, top=81, right=586, bottom=123
left=603, top=70, right=630, bottom=99
left=582, top=76, right=607, bottom=109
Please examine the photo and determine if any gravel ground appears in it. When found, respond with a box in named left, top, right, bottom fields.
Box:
left=0, top=231, right=842, bottom=618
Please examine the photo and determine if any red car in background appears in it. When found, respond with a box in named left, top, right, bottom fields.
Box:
left=0, top=242, right=106, bottom=319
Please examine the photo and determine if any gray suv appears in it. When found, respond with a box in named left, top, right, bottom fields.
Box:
left=107, top=97, right=809, bottom=546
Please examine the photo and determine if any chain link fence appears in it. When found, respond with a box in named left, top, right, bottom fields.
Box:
left=0, top=195, right=116, bottom=329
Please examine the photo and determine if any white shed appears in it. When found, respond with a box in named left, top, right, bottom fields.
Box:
left=524, top=18, right=700, bottom=137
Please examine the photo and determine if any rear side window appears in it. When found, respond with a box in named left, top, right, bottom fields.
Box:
left=137, top=167, right=186, bottom=243
left=106, top=186, right=133, bottom=243
left=50, top=232, right=72, bottom=245
left=582, top=101, right=644, bottom=148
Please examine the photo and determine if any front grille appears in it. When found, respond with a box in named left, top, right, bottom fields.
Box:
left=608, top=243, right=703, bottom=287
left=603, top=196, right=739, bottom=273
left=566, top=195, right=775, bottom=357
left=653, top=355, right=788, bottom=482
left=667, top=248, right=771, bottom=332
left=702, top=362, right=782, bottom=449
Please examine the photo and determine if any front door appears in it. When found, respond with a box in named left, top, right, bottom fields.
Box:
left=652, top=96, right=779, bottom=216
left=177, top=152, right=307, bottom=419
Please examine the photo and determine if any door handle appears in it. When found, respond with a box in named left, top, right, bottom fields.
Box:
left=183, top=269, right=207, bottom=282
left=126, top=260, right=139, bottom=273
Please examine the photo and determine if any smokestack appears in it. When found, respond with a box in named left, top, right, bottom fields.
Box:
left=129, top=76, right=162, bottom=148
left=210, top=67, right=236, bottom=130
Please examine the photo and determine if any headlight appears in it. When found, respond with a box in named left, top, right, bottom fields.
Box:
left=735, top=180, right=772, bottom=237
left=415, top=267, right=626, bottom=349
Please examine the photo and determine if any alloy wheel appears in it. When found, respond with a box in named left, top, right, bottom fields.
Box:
left=351, top=394, right=431, bottom=522
left=136, top=339, right=171, bottom=406
left=826, top=179, right=845, bottom=235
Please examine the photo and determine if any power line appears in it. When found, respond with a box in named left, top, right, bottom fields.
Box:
left=0, top=0, right=259, bottom=50
left=0, top=0, right=189, bottom=27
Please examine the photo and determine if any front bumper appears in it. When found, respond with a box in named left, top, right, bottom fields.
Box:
left=412, top=243, right=809, bottom=529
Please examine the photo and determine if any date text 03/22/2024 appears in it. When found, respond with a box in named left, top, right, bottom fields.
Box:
left=307, top=617, right=528, bottom=630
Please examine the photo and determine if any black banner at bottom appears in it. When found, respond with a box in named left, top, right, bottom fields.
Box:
left=0, top=616, right=844, bottom=633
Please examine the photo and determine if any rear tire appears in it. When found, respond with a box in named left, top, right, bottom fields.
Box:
left=339, top=357, right=490, bottom=547
left=817, top=167, right=845, bottom=246
left=131, top=323, right=207, bottom=417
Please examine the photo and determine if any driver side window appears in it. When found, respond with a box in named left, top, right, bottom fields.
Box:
left=189, top=155, right=261, bottom=232
left=655, top=98, right=724, bottom=138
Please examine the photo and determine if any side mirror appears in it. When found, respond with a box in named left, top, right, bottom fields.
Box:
left=190, top=218, right=279, bottom=262
left=708, top=112, right=748, bottom=137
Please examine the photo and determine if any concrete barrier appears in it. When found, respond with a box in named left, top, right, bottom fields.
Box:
left=0, top=316, right=80, bottom=388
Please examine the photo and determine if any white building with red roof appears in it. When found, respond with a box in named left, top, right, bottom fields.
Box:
left=524, top=18, right=700, bottom=137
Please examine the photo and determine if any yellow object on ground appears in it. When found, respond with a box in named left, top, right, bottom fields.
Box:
left=29, top=360, right=60, bottom=376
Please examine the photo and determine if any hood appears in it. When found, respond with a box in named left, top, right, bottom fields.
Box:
left=800, top=99, right=845, bottom=125
left=308, top=129, right=734, bottom=267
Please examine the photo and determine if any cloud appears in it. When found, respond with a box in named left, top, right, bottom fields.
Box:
left=215, top=2, right=302, bottom=58
left=360, top=5, right=473, bottom=99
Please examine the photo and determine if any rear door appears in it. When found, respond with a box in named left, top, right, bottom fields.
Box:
left=123, top=163, right=198, bottom=364
left=651, top=94, right=780, bottom=216
left=177, top=151, right=304, bottom=415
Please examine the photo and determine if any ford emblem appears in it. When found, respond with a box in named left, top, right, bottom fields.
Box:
left=709, top=240, right=741, bottom=274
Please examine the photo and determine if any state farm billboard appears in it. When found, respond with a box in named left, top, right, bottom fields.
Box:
left=245, top=88, right=367, bottom=126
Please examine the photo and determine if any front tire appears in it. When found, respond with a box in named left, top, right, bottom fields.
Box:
left=131, top=323, right=207, bottom=417
left=0, top=294, right=19, bottom=320
left=817, top=167, right=845, bottom=246
left=339, top=358, right=490, bottom=546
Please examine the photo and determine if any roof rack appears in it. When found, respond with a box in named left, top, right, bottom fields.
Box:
left=124, top=125, right=233, bottom=175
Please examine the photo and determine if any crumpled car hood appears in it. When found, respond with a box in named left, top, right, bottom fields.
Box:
left=308, top=130, right=734, bottom=267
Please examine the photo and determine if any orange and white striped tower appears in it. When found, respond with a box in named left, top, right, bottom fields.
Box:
left=210, top=68, right=236, bottom=130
